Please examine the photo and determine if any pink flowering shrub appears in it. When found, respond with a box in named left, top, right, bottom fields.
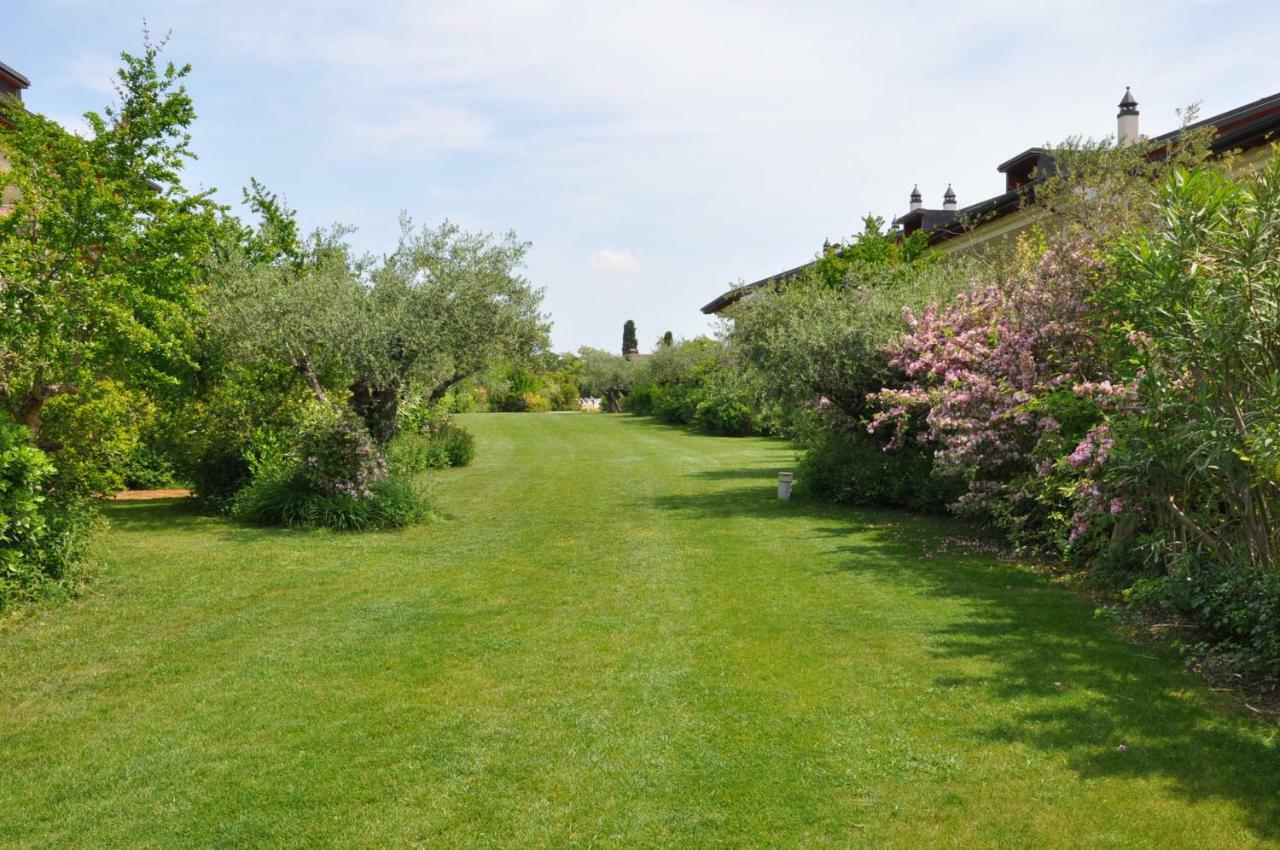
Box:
left=868, top=239, right=1126, bottom=553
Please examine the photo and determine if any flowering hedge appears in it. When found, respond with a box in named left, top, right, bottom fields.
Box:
left=868, top=239, right=1114, bottom=551
left=867, top=156, right=1280, bottom=669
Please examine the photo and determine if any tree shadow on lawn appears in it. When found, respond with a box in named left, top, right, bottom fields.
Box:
left=652, top=479, right=1280, bottom=839
left=102, top=499, right=451, bottom=546
left=101, top=497, right=208, bottom=532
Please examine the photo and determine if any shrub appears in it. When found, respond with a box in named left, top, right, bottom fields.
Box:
left=174, top=361, right=311, bottom=508
left=232, top=471, right=431, bottom=531
left=387, top=424, right=475, bottom=474
left=626, top=382, right=658, bottom=415
left=797, top=429, right=960, bottom=513
left=393, top=399, right=476, bottom=471
left=868, top=237, right=1110, bottom=542
left=522, top=392, right=552, bottom=413
left=119, top=442, right=178, bottom=490
left=387, top=433, right=445, bottom=473
left=693, top=389, right=754, bottom=436
left=0, top=421, right=97, bottom=611
left=294, top=409, right=387, bottom=498
left=651, top=384, right=700, bottom=424
left=547, top=379, right=581, bottom=411
left=437, top=424, right=476, bottom=467
left=1126, top=562, right=1280, bottom=671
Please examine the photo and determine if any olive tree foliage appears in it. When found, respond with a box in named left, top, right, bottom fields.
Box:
left=354, top=217, right=549, bottom=440
left=0, top=37, right=218, bottom=451
left=209, top=207, right=548, bottom=443
left=209, top=212, right=364, bottom=408
left=577, top=347, right=635, bottom=413
left=728, top=219, right=970, bottom=423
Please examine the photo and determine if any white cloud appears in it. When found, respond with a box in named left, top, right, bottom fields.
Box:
left=58, top=0, right=1280, bottom=350
left=61, top=51, right=118, bottom=96
left=339, top=102, right=491, bottom=157
left=589, top=248, right=639, bottom=273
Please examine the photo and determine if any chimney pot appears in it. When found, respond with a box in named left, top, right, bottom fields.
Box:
left=909, top=184, right=923, bottom=211
left=1118, top=86, right=1140, bottom=146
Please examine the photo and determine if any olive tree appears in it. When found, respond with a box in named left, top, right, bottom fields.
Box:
left=210, top=212, right=548, bottom=443
left=577, top=347, right=635, bottom=413
left=352, top=218, right=549, bottom=441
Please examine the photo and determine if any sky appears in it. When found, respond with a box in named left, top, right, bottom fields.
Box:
left=8, top=1, right=1280, bottom=352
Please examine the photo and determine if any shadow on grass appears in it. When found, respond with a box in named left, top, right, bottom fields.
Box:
left=653, top=475, right=1280, bottom=839
left=102, top=498, right=444, bottom=544
left=102, top=498, right=208, bottom=532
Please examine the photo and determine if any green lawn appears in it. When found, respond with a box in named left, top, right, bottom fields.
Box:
left=3, top=413, right=1277, bottom=848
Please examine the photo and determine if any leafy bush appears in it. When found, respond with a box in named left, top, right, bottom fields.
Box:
left=437, top=424, right=476, bottom=467
left=796, top=430, right=960, bottom=513
left=174, top=361, right=311, bottom=508
left=868, top=237, right=1110, bottom=538
left=651, top=384, right=701, bottom=425
left=1099, top=162, right=1280, bottom=581
left=546, top=378, right=581, bottom=411
left=730, top=221, right=968, bottom=420
left=693, top=386, right=754, bottom=436
left=626, top=382, right=658, bottom=415
left=393, top=399, right=476, bottom=470
left=489, top=366, right=544, bottom=412
left=294, top=410, right=387, bottom=498
left=0, top=422, right=97, bottom=611
left=387, top=424, right=475, bottom=474
left=522, top=392, right=552, bottom=413
left=232, top=471, right=431, bottom=531
left=119, top=442, right=178, bottom=490
left=626, top=338, right=761, bottom=435
left=1126, top=562, right=1280, bottom=670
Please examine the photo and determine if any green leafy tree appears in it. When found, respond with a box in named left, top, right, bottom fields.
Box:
left=1103, top=159, right=1280, bottom=576
left=730, top=250, right=967, bottom=421
left=0, top=36, right=219, bottom=460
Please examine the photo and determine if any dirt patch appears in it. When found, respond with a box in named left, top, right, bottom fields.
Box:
left=111, top=488, right=192, bottom=501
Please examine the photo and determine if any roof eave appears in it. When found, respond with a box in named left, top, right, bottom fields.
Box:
left=0, top=60, right=32, bottom=90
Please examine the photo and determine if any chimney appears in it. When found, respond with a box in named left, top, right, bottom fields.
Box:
left=909, top=184, right=923, bottom=211
left=943, top=184, right=957, bottom=212
left=1117, top=86, right=1139, bottom=147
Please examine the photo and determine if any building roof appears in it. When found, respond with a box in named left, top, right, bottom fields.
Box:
left=701, top=87, right=1280, bottom=315
left=0, top=60, right=31, bottom=90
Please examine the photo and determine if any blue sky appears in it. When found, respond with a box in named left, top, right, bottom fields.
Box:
left=9, top=1, right=1280, bottom=351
